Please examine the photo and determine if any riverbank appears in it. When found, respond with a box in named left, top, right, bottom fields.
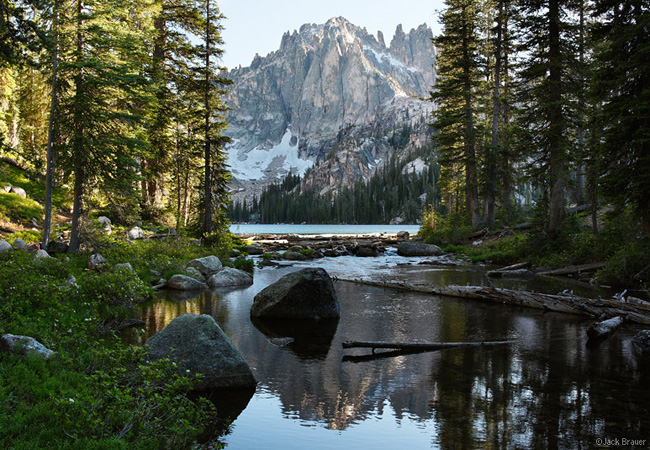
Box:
left=0, top=237, right=231, bottom=448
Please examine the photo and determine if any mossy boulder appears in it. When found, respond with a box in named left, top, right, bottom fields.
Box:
left=146, top=314, right=256, bottom=390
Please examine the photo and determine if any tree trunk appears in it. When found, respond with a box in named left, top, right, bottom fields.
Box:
left=41, top=0, right=59, bottom=250
left=547, top=0, right=567, bottom=235
left=68, top=0, right=85, bottom=253
left=462, top=19, right=479, bottom=229
left=202, top=0, right=213, bottom=236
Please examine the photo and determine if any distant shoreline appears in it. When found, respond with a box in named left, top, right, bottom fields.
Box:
left=229, top=223, right=421, bottom=236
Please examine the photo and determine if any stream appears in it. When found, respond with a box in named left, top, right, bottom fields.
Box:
left=122, top=252, right=650, bottom=449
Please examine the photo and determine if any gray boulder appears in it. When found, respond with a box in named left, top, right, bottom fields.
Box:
left=146, top=314, right=256, bottom=390
left=0, top=240, right=12, bottom=253
left=355, top=245, right=379, bottom=257
left=167, top=274, right=208, bottom=291
left=397, top=242, right=444, bottom=257
left=114, top=262, right=133, bottom=271
left=88, top=253, right=108, bottom=271
left=186, top=255, right=223, bottom=277
left=97, top=216, right=112, bottom=235
left=1, top=333, right=56, bottom=360
left=245, top=245, right=264, bottom=255
left=34, top=249, right=51, bottom=259
left=47, top=241, right=68, bottom=254
left=2, top=184, right=10, bottom=192
left=251, top=268, right=340, bottom=320
left=208, top=267, right=253, bottom=288
left=10, top=186, right=26, bottom=198
left=12, top=238, right=26, bottom=249
left=283, top=251, right=307, bottom=261
left=127, top=226, right=144, bottom=240
left=185, top=266, right=204, bottom=280
left=397, top=230, right=410, bottom=240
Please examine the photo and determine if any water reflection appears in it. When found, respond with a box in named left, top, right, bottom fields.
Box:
left=124, top=266, right=650, bottom=449
left=251, top=317, right=339, bottom=361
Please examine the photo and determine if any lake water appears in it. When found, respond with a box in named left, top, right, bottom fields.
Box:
left=229, top=223, right=422, bottom=236
left=124, top=249, right=650, bottom=449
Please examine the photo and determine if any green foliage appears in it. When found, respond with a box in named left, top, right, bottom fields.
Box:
left=0, top=241, right=223, bottom=448
left=597, top=238, right=650, bottom=289
left=0, top=346, right=214, bottom=449
left=231, top=257, right=254, bottom=272
left=420, top=206, right=473, bottom=246
left=7, top=229, right=42, bottom=243
left=76, top=268, right=151, bottom=321
left=0, top=190, right=43, bottom=223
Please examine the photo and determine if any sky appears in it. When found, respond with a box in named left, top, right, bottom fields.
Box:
left=217, top=0, right=446, bottom=70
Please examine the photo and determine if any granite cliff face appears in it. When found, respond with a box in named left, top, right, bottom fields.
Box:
left=225, top=17, right=436, bottom=200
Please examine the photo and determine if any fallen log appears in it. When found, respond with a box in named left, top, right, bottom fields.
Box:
left=342, top=340, right=514, bottom=352
left=537, top=262, right=606, bottom=277
left=333, top=277, right=650, bottom=325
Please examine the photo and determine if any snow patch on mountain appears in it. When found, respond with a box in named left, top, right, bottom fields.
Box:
left=226, top=128, right=313, bottom=180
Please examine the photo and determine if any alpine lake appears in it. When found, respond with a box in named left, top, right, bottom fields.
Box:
left=121, top=225, right=650, bottom=449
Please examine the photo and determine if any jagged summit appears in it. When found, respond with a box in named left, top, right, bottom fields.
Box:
left=225, top=17, right=436, bottom=200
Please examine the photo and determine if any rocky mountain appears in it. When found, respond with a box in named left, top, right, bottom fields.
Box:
left=225, top=17, right=436, bottom=202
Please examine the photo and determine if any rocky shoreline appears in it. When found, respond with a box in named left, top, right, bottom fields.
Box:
left=238, top=231, right=442, bottom=260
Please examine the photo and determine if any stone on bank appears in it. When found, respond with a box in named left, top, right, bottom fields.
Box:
left=145, top=314, right=256, bottom=390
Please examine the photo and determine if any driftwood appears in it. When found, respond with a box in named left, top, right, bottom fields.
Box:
left=342, top=340, right=513, bottom=352
left=537, top=262, right=607, bottom=277
left=586, top=316, right=624, bottom=341
left=333, top=277, right=650, bottom=325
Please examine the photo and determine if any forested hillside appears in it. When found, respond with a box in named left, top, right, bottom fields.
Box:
left=228, top=145, right=440, bottom=224
left=1, top=0, right=232, bottom=250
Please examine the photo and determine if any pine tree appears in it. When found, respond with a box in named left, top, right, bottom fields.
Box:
left=516, top=0, right=582, bottom=239
left=432, top=0, right=485, bottom=228
left=592, top=0, right=650, bottom=235
left=57, top=0, right=152, bottom=251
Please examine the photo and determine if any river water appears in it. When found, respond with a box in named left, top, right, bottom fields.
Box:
left=125, top=243, right=650, bottom=449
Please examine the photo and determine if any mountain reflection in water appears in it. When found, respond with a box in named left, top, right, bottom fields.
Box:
left=124, top=265, right=650, bottom=449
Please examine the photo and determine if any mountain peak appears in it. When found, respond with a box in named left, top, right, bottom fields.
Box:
left=225, top=17, right=436, bottom=199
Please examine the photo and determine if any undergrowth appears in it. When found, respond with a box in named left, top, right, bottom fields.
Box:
left=0, top=244, right=223, bottom=448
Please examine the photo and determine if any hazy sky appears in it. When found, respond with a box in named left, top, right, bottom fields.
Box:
left=217, top=0, right=446, bottom=69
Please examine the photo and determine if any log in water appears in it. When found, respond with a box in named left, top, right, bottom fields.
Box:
left=333, top=277, right=650, bottom=325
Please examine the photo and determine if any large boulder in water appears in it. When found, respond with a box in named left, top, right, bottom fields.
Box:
left=146, top=314, right=256, bottom=390
left=167, top=274, right=208, bottom=291
left=397, top=242, right=444, bottom=257
left=251, top=268, right=339, bottom=320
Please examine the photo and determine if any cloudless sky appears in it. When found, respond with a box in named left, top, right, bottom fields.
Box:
left=217, top=0, right=446, bottom=70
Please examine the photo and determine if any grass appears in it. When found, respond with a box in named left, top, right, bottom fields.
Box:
left=0, top=240, right=233, bottom=448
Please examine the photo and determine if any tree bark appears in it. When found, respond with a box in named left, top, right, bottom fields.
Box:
left=68, top=0, right=85, bottom=253
left=547, top=0, right=567, bottom=235
left=202, top=0, right=213, bottom=236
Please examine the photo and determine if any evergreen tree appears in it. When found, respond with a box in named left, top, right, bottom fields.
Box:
left=516, top=0, right=582, bottom=239
left=592, top=0, right=650, bottom=235
left=57, top=0, right=152, bottom=251
left=431, top=0, right=485, bottom=228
